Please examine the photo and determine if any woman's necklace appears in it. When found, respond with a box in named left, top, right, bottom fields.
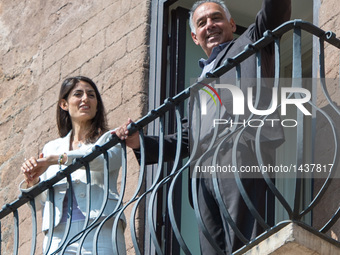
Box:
left=72, top=139, right=83, bottom=149
left=71, top=131, right=85, bottom=149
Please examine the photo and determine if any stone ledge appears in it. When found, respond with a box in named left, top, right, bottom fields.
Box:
left=237, top=222, right=340, bottom=255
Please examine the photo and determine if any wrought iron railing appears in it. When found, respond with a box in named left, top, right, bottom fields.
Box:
left=1, top=19, right=340, bottom=254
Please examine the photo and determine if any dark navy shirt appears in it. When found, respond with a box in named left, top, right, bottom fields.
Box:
left=198, top=42, right=230, bottom=78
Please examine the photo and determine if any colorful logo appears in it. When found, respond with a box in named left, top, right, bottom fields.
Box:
left=200, top=83, right=222, bottom=115
left=200, top=83, right=222, bottom=106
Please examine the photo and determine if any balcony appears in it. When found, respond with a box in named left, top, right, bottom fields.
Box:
left=1, top=20, right=340, bottom=255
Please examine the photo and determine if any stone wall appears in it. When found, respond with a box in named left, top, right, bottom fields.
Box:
left=314, top=0, right=340, bottom=244
left=319, top=0, right=340, bottom=78
left=0, top=0, right=150, bottom=254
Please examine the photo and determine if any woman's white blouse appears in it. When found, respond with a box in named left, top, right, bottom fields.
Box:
left=19, top=130, right=125, bottom=231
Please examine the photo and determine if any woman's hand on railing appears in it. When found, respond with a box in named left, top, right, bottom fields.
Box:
left=112, top=118, right=140, bottom=149
left=21, top=153, right=66, bottom=187
left=21, top=153, right=44, bottom=187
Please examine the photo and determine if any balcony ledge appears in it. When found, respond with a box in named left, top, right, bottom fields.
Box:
left=235, top=222, right=340, bottom=255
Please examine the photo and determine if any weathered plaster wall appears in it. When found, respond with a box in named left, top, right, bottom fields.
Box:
left=314, top=0, right=340, bottom=244
left=0, top=0, right=150, bottom=254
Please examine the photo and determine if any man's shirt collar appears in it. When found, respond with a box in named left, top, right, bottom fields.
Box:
left=198, top=42, right=230, bottom=69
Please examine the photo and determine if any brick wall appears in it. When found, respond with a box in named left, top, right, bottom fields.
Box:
left=0, top=0, right=150, bottom=254
left=314, top=0, right=340, bottom=243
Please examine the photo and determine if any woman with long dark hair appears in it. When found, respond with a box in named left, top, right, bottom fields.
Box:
left=20, top=76, right=126, bottom=254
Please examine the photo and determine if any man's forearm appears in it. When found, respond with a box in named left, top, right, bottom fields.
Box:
left=261, top=0, right=291, bottom=30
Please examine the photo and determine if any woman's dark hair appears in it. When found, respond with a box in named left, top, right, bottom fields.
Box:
left=57, top=76, right=108, bottom=143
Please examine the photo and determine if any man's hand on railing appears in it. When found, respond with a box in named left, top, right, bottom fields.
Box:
left=112, top=118, right=140, bottom=149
